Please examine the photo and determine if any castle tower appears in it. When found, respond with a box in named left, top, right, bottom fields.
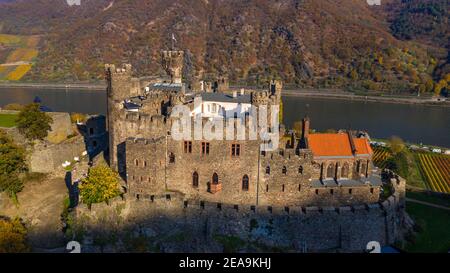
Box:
left=161, top=50, right=184, bottom=84
left=215, top=75, right=229, bottom=93
left=269, top=79, right=283, bottom=101
left=105, top=64, right=133, bottom=172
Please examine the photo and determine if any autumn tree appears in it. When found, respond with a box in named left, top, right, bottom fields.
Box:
left=0, top=217, right=29, bottom=253
left=79, top=165, right=121, bottom=206
left=16, top=103, right=53, bottom=141
left=388, top=136, right=405, bottom=155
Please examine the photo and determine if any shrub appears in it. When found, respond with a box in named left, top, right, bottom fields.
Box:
left=16, top=103, right=52, bottom=141
left=79, top=165, right=121, bottom=206
left=0, top=217, right=29, bottom=253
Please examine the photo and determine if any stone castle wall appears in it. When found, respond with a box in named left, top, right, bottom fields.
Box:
left=73, top=176, right=406, bottom=252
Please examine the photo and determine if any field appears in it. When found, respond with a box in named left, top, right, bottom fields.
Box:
left=372, top=146, right=450, bottom=193
left=0, top=113, right=17, bottom=127
left=372, top=147, right=392, bottom=169
left=403, top=191, right=450, bottom=253
left=416, top=153, right=450, bottom=193
left=0, top=34, right=40, bottom=81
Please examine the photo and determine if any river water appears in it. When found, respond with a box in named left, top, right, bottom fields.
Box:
left=0, top=87, right=449, bottom=147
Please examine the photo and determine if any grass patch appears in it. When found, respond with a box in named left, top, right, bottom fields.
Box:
left=404, top=202, right=450, bottom=253
left=0, top=113, right=17, bottom=127
left=213, top=235, right=247, bottom=253
left=406, top=191, right=450, bottom=207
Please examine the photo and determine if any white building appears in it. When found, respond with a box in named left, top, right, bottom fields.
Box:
left=191, top=90, right=252, bottom=119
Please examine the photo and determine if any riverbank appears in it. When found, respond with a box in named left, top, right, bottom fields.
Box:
left=0, top=82, right=105, bottom=90
left=1, top=82, right=448, bottom=107
left=282, top=89, right=450, bottom=107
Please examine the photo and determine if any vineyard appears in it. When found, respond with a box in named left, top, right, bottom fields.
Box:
left=416, top=153, right=450, bottom=193
left=0, top=34, right=40, bottom=81
left=372, top=146, right=450, bottom=193
left=373, top=147, right=392, bottom=169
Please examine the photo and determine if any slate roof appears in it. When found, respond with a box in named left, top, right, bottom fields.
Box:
left=311, top=175, right=382, bottom=188
left=201, top=92, right=251, bottom=104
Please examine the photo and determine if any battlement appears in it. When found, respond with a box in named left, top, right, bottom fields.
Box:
left=105, top=63, right=132, bottom=76
left=80, top=190, right=400, bottom=218
left=124, top=112, right=167, bottom=124
left=126, top=137, right=165, bottom=145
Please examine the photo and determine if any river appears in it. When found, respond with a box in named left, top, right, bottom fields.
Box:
left=0, top=87, right=449, bottom=147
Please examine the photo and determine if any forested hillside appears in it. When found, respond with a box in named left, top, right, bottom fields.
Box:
left=0, top=0, right=448, bottom=94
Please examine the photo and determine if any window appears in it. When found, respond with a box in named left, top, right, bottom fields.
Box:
left=341, top=163, right=349, bottom=178
left=330, top=189, right=334, bottom=195
left=315, top=189, right=319, bottom=195
left=242, top=175, right=249, bottom=191
left=231, top=144, right=241, bottom=156
left=92, top=140, right=97, bottom=147
left=212, top=103, right=217, bottom=113
left=192, top=172, right=199, bottom=188
left=298, top=184, right=301, bottom=192
left=89, top=128, right=94, bottom=135
left=326, top=164, right=335, bottom=178
left=143, top=161, right=147, bottom=167
left=282, top=184, right=285, bottom=192
left=202, top=142, right=210, bottom=155
left=298, top=166, right=303, bottom=174
left=169, top=153, right=175, bottom=163
left=212, top=173, right=219, bottom=185
left=349, top=188, right=353, bottom=194
left=184, top=141, right=192, bottom=153
left=370, top=188, right=374, bottom=194
left=266, top=184, right=269, bottom=192
left=135, top=159, right=139, bottom=166
left=266, top=166, right=270, bottom=175
left=282, top=166, right=287, bottom=175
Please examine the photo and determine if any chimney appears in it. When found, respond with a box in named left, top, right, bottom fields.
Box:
left=347, top=130, right=357, bottom=155
left=233, top=91, right=237, bottom=98
left=302, top=116, right=310, bottom=140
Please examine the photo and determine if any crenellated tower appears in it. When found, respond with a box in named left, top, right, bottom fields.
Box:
left=105, top=63, right=134, bottom=172
left=161, top=50, right=184, bottom=84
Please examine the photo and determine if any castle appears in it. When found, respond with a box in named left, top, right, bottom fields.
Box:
left=105, top=50, right=382, bottom=208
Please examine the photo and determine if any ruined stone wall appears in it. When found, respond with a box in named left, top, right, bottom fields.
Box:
left=74, top=176, right=406, bottom=252
left=29, top=135, right=86, bottom=173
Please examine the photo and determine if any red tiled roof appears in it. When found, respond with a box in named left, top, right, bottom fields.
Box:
left=308, top=133, right=372, bottom=157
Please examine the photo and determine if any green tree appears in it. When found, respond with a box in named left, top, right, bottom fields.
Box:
left=0, top=217, right=29, bottom=253
left=16, top=103, right=53, bottom=141
left=79, top=165, right=121, bottom=206
left=0, top=130, right=27, bottom=198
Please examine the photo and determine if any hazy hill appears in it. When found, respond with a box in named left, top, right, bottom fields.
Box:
left=0, top=0, right=448, bottom=94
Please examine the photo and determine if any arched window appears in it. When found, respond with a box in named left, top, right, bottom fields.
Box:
left=298, top=166, right=303, bottom=174
left=341, top=163, right=349, bottom=178
left=192, top=172, right=199, bottom=188
left=143, top=161, right=147, bottom=167
left=361, top=162, right=367, bottom=175
left=282, top=166, right=287, bottom=175
left=242, top=175, right=249, bottom=191
left=135, top=159, right=139, bottom=166
left=326, top=164, right=335, bottom=178
left=212, top=173, right=219, bottom=185
left=169, top=153, right=175, bottom=163
left=266, top=166, right=270, bottom=175
left=282, top=184, right=285, bottom=192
